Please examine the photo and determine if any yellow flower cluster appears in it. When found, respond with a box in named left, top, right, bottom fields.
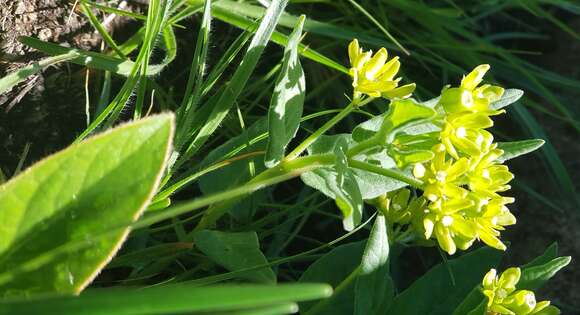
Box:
left=482, top=268, right=559, bottom=315
left=348, top=39, right=416, bottom=100
left=410, top=65, right=516, bottom=255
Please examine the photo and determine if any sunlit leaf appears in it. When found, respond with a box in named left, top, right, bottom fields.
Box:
left=0, top=114, right=174, bottom=295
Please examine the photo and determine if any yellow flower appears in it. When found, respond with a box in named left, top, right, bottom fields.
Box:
left=470, top=195, right=516, bottom=251
left=468, top=145, right=514, bottom=197
left=438, top=64, right=505, bottom=114
left=440, top=111, right=495, bottom=159
left=348, top=39, right=415, bottom=99
left=413, top=144, right=470, bottom=202
left=482, top=268, right=560, bottom=315
left=422, top=198, right=477, bottom=255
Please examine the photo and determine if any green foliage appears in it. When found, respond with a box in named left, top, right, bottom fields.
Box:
left=299, top=241, right=366, bottom=314
left=265, top=15, right=306, bottom=168
left=0, top=114, right=173, bottom=295
left=193, top=230, right=277, bottom=284
left=386, top=247, right=502, bottom=315
left=0, top=0, right=574, bottom=313
left=0, top=283, right=332, bottom=315
left=354, top=215, right=393, bottom=315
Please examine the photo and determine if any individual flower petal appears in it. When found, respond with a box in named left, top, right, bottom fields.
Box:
left=461, top=64, right=490, bottom=90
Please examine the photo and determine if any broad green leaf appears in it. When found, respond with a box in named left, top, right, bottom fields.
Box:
left=193, top=230, right=277, bottom=284
left=519, top=256, right=571, bottom=291
left=354, top=214, right=393, bottom=315
left=386, top=247, right=502, bottom=315
left=496, top=139, right=545, bottom=163
left=299, top=241, right=366, bottom=315
left=490, top=89, right=524, bottom=110
left=465, top=301, right=487, bottom=315
left=301, top=135, right=408, bottom=202
left=0, top=114, right=174, bottom=295
left=264, top=15, right=306, bottom=168
left=0, top=283, right=332, bottom=315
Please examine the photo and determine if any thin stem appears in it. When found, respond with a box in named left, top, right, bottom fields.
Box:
left=193, top=154, right=336, bottom=230
left=285, top=101, right=355, bottom=161
left=285, top=97, right=374, bottom=161
left=347, top=136, right=381, bottom=158
left=152, top=150, right=266, bottom=203
left=348, top=159, right=424, bottom=189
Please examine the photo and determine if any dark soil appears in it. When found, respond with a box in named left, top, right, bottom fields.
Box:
left=0, top=0, right=133, bottom=175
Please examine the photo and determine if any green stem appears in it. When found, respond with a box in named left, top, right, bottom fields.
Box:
left=285, top=102, right=355, bottom=160
left=347, top=136, right=381, bottom=158
left=348, top=159, right=424, bottom=189
left=285, top=97, right=374, bottom=161
left=193, top=154, right=336, bottom=230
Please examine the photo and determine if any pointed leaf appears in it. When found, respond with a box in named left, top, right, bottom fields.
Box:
left=265, top=15, right=306, bottom=167
left=193, top=230, right=277, bottom=284
left=355, top=214, right=393, bottom=314
left=496, top=139, right=545, bottom=163
left=0, top=114, right=174, bottom=295
left=490, top=89, right=524, bottom=110
left=519, top=256, right=571, bottom=291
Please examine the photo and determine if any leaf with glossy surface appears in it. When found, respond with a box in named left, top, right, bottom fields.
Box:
left=0, top=283, right=332, bottom=315
left=193, top=230, right=277, bottom=284
left=0, top=114, right=174, bottom=295
left=265, top=15, right=306, bottom=168
left=519, top=256, right=571, bottom=291
left=354, top=214, right=393, bottom=315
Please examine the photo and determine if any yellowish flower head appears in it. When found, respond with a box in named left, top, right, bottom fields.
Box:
left=439, top=64, right=505, bottom=114
left=348, top=39, right=415, bottom=99
left=482, top=268, right=560, bottom=315
left=411, top=144, right=517, bottom=255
